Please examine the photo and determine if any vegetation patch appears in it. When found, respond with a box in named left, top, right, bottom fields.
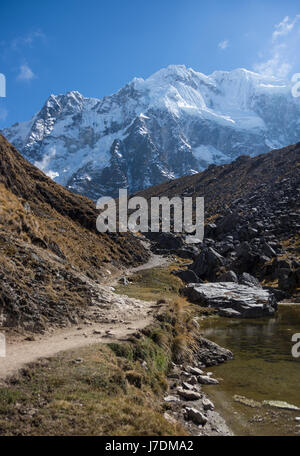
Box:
left=0, top=295, right=205, bottom=436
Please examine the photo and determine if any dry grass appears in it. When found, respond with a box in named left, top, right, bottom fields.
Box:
left=115, top=261, right=185, bottom=302
left=0, top=299, right=197, bottom=436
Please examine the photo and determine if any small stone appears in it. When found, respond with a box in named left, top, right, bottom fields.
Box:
left=164, top=395, right=180, bottom=402
left=198, top=375, right=219, bottom=385
left=72, top=358, right=83, bottom=364
left=202, top=398, right=215, bottom=411
left=181, top=371, right=191, bottom=377
left=182, top=382, right=194, bottom=390
left=185, top=407, right=207, bottom=426
left=188, top=366, right=204, bottom=375
left=177, top=387, right=202, bottom=401
left=263, top=400, right=300, bottom=411
left=189, top=376, right=198, bottom=385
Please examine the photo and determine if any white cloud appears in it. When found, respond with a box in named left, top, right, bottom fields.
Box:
left=254, top=15, right=300, bottom=79
left=218, top=40, right=229, bottom=50
left=11, top=30, right=45, bottom=51
left=272, top=15, right=300, bottom=41
left=17, top=63, right=35, bottom=81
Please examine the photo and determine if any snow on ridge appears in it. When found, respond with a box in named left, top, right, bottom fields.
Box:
left=2, top=64, right=300, bottom=199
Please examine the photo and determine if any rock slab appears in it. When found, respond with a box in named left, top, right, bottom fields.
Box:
left=182, top=281, right=277, bottom=318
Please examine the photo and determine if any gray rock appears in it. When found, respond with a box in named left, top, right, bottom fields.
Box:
left=191, top=247, right=224, bottom=280
left=177, top=387, right=202, bottom=401
left=174, top=269, right=200, bottom=283
left=182, top=382, right=195, bottom=390
left=219, top=270, right=238, bottom=283
left=262, top=242, right=276, bottom=258
left=182, top=281, right=277, bottom=318
left=189, top=375, right=198, bottom=385
left=198, top=375, right=219, bottom=385
left=195, top=336, right=234, bottom=367
left=119, top=276, right=129, bottom=286
left=215, top=213, right=244, bottom=236
left=164, top=395, right=180, bottom=402
left=188, top=366, right=204, bottom=375
left=219, top=308, right=242, bottom=318
left=72, top=358, right=83, bottom=364
left=202, top=398, right=215, bottom=411
left=185, top=407, right=207, bottom=426
left=239, top=272, right=261, bottom=288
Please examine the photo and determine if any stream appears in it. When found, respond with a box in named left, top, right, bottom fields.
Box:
left=200, top=304, right=300, bottom=436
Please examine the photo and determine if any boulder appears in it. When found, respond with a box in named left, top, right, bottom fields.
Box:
left=197, top=375, right=219, bottom=385
left=191, top=247, right=224, bottom=280
left=278, top=268, right=297, bottom=291
left=215, top=213, right=244, bottom=236
left=174, top=269, right=200, bottom=284
left=182, top=382, right=195, bottom=391
left=164, top=395, right=180, bottom=402
left=188, top=366, right=204, bottom=376
left=202, top=398, right=215, bottom=411
left=147, top=232, right=184, bottom=250
left=204, top=223, right=217, bottom=238
left=185, top=407, right=207, bottom=426
left=262, top=242, right=276, bottom=258
left=239, top=272, right=261, bottom=288
left=182, top=282, right=277, bottom=318
left=195, top=337, right=234, bottom=367
left=177, top=387, right=202, bottom=401
left=219, top=270, right=238, bottom=283
left=175, top=246, right=199, bottom=260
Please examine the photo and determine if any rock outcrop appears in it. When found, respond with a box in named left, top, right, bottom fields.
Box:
left=138, top=143, right=300, bottom=298
left=182, top=282, right=277, bottom=318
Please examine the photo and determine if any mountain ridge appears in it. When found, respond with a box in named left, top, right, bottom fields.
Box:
left=2, top=65, right=300, bottom=200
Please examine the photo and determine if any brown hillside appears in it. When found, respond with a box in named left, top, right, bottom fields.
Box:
left=0, top=134, right=148, bottom=332
left=137, top=142, right=300, bottom=221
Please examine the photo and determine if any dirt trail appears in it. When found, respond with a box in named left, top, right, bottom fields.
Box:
left=0, top=249, right=168, bottom=381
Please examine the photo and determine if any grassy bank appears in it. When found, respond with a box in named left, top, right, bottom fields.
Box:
left=0, top=262, right=214, bottom=436
left=0, top=301, right=195, bottom=436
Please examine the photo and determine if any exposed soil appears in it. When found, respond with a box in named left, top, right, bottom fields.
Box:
left=0, top=251, right=167, bottom=381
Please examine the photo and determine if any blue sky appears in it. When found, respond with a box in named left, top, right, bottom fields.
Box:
left=0, top=0, right=299, bottom=128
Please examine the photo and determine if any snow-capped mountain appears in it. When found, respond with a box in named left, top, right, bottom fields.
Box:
left=2, top=65, right=300, bottom=199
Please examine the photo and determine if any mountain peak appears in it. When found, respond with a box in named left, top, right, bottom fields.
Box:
left=2, top=65, right=300, bottom=200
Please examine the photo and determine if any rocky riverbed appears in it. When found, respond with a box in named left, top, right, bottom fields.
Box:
left=162, top=338, right=234, bottom=436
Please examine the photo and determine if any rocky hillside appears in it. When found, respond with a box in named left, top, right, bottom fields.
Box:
left=0, top=135, right=149, bottom=332
left=137, top=142, right=300, bottom=302
left=2, top=66, right=300, bottom=200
